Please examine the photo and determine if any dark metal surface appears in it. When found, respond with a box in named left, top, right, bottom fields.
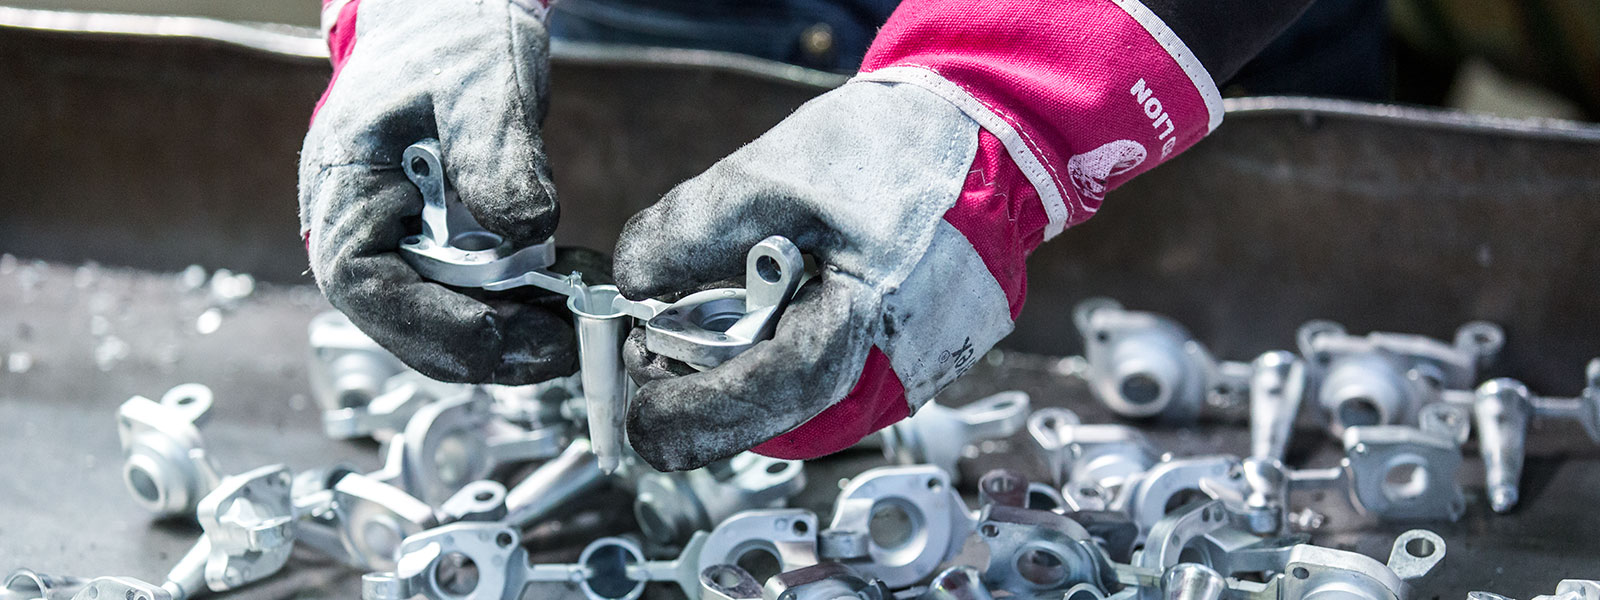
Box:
left=2, top=263, right=1598, bottom=599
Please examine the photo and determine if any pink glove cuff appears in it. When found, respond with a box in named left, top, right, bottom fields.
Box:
left=312, top=0, right=361, bottom=122
left=859, top=0, right=1223, bottom=241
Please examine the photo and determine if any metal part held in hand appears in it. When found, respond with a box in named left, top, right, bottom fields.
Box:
left=1074, top=298, right=1249, bottom=422
left=117, top=384, right=222, bottom=519
left=568, top=288, right=632, bottom=475
left=644, top=236, right=806, bottom=370
left=397, top=139, right=556, bottom=288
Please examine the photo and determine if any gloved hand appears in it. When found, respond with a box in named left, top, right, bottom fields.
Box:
left=614, top=80, right=1031, bottom=471
left=299, top=0, right=571, bottom=384
left=610, top=0, right=1287, bottom=471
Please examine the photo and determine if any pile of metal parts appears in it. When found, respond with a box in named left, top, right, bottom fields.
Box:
left=1071, top=298, right=1600, bottom=519
left=7, top=142, right=1594, bottom=600
left=12, top=300, right=1594, bottom=600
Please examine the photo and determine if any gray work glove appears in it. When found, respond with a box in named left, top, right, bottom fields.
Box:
left=616, top=80, right=1025, bottom=471
left=299, top=0, right=573, bottom=384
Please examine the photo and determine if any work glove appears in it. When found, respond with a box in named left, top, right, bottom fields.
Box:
left=299, top=0, right=574, bottom=384
left=615, top=80, right=1032, bottom=471
left=612, top=0, right=1266, bottom=471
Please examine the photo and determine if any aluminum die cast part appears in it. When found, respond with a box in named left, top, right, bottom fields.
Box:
left=1296, top=320, right=1503, bottom=434
left=1074, top=298, right=1249, bottom=422
left=1130, top=502, right=1444, bottom=600
left=881, top=391, right=1031, bottom=484
left=1473, top=379, right=1532, bottom=513
left=307, top=311, right=412, bottom=439
left=66, top=578, right=171, bottom=600
left=373, top=509, right=820, bottom=600
left=1028, top=409, right=1159, bottom=511
left=761, top=562, right=892, bottom=600
left=396, top=139, right=556, bottom=289
left=975, top=501, right=1117, bottom=598
left=4, top=569, right=87, bottom=600
left=687, top=509, right=821, bottom=598
left=643, top=236, right=805, bottom=371
left=503, top=438, right=606, bottom=531
left=195, top=465, right=297, bottom=592
left=1341, top=426, right=1466, bottom=522
left=632, top=452, right=807, bottom=545
left=921, top=566, right=996, bottom=600
left=117, top=384, right=222, bottom=519
left=1472, top=580, right=1600, bottom=600
left=331, top=472, right=440, bottom=571
left=827, top=465, right=975, bottom=589
left=568, top=286, right=633, bottom=475
left=1120, top=455, right=1240, bottom=536
left=700, top=564, right=764, bottom=600
left=1249, top=351, right=1306, bottom=463
left=396, top=388, right=566, bottom=505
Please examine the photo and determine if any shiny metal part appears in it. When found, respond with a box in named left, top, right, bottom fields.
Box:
left=196, top=465, right=297, bottom=591
left=1472, top=580, right=1600, bottom=600
left=330, top=472, right=439, bottom=571
left=66, top=578, right=170, bottom=600
left=1341, top=426, right=1465, bottom=521
left=1249, top=351, right=1306, bottom=463
left=1121, top=455, right=1239, bottom=535
left=376, top=509, right=819, bottom=600
left=307, top=311, right=414, bottom=440
left=690, top=509, right=821, bottom=595
left=1028, top=409, right=1158, bottom=511
left=643, top=236, right=805, bottom=370
left=397, top=139, right=557, bottom=289
left=1473, top=379, right=1532, bottom=513
left=1468, top=363, right=1600, bottom=514
left=396, top=388, right=565, bottom=505
left=569, top=286, right=633, bottom=475
left=881, top=391, right=1031, bottom=483
left=3, top=569, right=85, bottom=600
left=632, top=452, right=807, bottom=545
left=827, top=465, right=974, bottom=588
left=437, top=480, right=507, bottom=523
left=117, top=383, right=222, bottom=518
left=1297, top=320, right=1502, bottom=433
left=157, top=537, right=210, bottom=600
left=976, top=499, right=1116, bottom=597
left=761, top=562, right=891, bottom=600
left=503, top=438, right=605, bottom=531
left=921, top=566, right=995, bottom=600
left=1161, top=563, right=1225, bottom=600
left=1075, top=298, right=1249, bottom=422
left=700, top=565, right=763, bottom=600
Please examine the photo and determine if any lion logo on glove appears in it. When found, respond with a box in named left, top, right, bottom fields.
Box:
left=1067, top=139, right=1147, bottom=202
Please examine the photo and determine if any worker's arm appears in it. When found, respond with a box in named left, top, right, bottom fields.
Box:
left=615, top=0, right=1314, bottom=471
left=299, top=0, right=585, bottom=385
